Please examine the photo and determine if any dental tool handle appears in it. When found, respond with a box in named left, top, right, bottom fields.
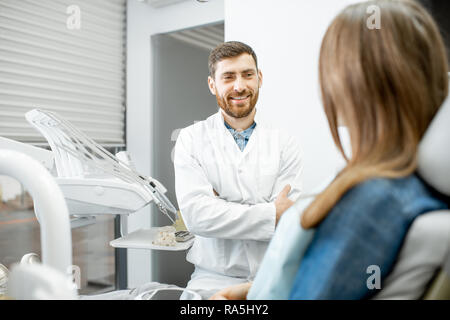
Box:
left=149, top=181, right=177, bottom=215
left=144, top=183, right=175, bottom=223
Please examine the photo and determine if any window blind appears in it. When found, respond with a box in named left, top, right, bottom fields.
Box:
left=0, top=0, right=126, bottom=146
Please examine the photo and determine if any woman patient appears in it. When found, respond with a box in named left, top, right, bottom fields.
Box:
left=211, top=0, right=449, bottom=300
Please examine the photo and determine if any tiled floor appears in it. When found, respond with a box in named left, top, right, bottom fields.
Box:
left=0, top=199, right=116, bottom=295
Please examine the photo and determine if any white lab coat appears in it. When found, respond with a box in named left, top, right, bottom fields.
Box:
left=174, top=109, right=303, bottom=298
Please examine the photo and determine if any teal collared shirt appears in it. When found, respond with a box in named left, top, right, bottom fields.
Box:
left=224, top=121, right=257, bottom=151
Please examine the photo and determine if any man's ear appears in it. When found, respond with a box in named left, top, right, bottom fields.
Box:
left=258, top=69, right=263, bottom=88
left=208, top=76, right=216, bottom=95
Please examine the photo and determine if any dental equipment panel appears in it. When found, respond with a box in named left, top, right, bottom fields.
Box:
left=0, top=109, right=193, bottom=251
left=25, top=109, right=178, bottom=223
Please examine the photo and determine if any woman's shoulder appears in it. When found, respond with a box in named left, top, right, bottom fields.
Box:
left=330, top=174, right=448, bottom=226
left=350, top=174, right=424, bottom=196
left=348, top=174, right=445, bottom=206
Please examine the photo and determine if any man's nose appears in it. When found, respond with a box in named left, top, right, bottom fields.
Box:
left=233, top=77, right=245, bottom=92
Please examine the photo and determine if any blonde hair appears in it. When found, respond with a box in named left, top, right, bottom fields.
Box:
left=301, top=0, right=449, bottom=229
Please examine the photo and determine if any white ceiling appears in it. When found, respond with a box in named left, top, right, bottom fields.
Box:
left=145, top=0, right=188, bottom=8
left=166, top=23, right=224, bottom=51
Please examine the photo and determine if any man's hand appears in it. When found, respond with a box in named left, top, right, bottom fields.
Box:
left=275, top=184, right=294, bottom=224
left=209, top=282, right=252, bottom=300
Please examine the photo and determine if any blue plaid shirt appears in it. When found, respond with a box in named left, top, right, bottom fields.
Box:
left=224, top=121, right=257, bottom=151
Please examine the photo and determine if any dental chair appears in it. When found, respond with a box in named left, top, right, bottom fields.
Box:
left=373, top=79, right=450, bottom=300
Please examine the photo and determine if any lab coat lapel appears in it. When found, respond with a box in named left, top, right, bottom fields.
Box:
left=215, top=110, right=244, bottom=160
left=240, top=109, right=260, bottom=158
left=216, top=109, right=261, bottom=158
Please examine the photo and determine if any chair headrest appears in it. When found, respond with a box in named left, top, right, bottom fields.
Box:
left=417, top=73, right=450, bottom=196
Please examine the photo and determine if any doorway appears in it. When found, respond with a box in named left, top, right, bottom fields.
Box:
left=151, top=22, right=224, bottom=287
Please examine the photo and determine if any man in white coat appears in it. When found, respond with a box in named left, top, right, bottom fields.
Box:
left=174, top=41, right=303, bottom=299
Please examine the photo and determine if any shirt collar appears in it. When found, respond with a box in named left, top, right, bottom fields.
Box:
left=224, top=121, right=256, bottom=137
left=218, top=107, right=259, bottom=129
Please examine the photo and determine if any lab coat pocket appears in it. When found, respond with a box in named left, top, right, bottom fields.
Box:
left=188, top=236, right=226, bottom=274
left=258, top=172, right=278, bottom=200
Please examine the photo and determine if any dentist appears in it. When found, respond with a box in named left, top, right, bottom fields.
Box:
left=174, top=41, right=303, bottom=299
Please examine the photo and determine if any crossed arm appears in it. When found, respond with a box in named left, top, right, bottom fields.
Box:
left=174, top=129, right=303, bottom=240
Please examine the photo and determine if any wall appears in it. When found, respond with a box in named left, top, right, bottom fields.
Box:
left=126, top=0, right=224, bottom=287
left=225, top=0, right=357, bottom=193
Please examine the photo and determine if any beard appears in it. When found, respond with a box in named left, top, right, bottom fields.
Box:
left=216, top=89, right=259, bottom=119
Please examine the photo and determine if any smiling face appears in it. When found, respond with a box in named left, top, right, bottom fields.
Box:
left=208, top=53, right=262, bottom=119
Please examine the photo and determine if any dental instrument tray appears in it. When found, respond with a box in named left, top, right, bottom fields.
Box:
left=110, top=228, right=194, bottom=251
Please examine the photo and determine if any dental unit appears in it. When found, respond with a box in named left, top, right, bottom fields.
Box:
left=0, top=109, right=194, bottom=299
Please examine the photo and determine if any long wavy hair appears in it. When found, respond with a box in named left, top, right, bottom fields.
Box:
left=301, top=0, right=449, bottom=229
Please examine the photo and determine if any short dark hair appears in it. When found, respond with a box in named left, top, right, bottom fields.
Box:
left=208, top=41, right=258, bottom=78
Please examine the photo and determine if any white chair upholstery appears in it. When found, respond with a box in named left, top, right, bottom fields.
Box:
left=373, top=75, right=450, bottom=300
left=373, top=211, right=450, bottom=299
left=417, top=79, right=450, bottom=196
